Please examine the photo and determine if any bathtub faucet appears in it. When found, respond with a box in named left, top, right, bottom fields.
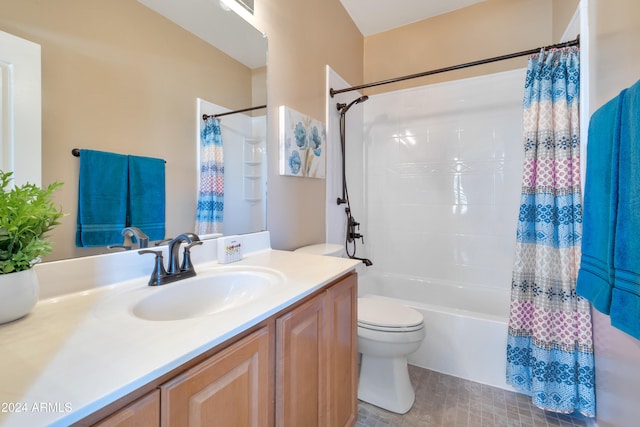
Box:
left=348, top=254, right=372, bottom=266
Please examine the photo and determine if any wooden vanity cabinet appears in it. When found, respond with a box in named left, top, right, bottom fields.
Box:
left=326, top=272, right=358, bottom=427
left=276, top=271, right=357, bottom=427
left=86, top=272, right=356, bottom=427
left=276, top=288, right=328, bottom=426
left=91, top=390, right=160, bottom=427
left=160, top=324, right=273, bottom=427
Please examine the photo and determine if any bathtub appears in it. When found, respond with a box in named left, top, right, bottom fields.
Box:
left=358, top=272, right=516, bottom=391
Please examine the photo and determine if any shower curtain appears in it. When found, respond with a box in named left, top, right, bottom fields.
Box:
left=506, top=47, right=595, bottom=416
left=195, top=117, right=224, bottom=234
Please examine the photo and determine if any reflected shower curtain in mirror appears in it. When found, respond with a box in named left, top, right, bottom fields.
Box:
left=195, top=117, right=224, bottom=234
left=506, top=47, right=595, bottom=416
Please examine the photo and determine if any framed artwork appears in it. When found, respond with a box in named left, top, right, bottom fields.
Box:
left=279, top=105, right=326, bottom=178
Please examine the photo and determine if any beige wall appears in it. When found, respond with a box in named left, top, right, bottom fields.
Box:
left=588, top=1, right=640, bottom=426
left=0, top=0, right=365, bottom=258
left=0, top=0, right=256, bottom=260
left=255, top=0, right=364, bottom=250
left=363, top=0, right=560, bottom=94
left=1, top=0, right=581, bottom=257
left=257, top=0, right=579, bottom=251
left=552, top=0, right=580, bottom=41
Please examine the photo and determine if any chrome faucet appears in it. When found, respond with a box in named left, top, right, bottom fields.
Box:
left=140, top=233, right=203, bottom=286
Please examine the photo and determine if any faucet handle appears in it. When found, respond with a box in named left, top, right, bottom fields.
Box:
left=139, top=249, right=168, bottom=286
left=180, top=241, right=203, bottom=272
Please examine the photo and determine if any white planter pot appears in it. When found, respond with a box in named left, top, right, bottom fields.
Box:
left=0, top=268, right=39, bottom=324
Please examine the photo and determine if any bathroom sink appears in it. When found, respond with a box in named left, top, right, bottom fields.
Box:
left=132, top=269, right=284, bottom=321
left=93, top=267, right=285, bottom=322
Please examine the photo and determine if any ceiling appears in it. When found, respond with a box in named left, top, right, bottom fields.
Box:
left=137, top=0, right=267, bottom=69
left=339, top=0, right=487, bottom=36
left=137, top=0, right=487, bottom=69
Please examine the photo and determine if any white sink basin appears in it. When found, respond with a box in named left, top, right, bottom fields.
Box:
left=133, top=270, right=282, bottom=321
left=93, top=267, right=285, bottom=322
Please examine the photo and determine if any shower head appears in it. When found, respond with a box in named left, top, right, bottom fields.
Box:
left=336, top=95, right=369, bottom=114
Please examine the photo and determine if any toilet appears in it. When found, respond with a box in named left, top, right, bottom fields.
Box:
left=293, top=243, right=345, bottom=258
left=357, top=297, right=425, bottom=414
left=294, top=243, right=426, bottom=414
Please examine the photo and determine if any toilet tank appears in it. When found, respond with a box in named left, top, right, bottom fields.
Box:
left=294, top=243, right=345, bottom=258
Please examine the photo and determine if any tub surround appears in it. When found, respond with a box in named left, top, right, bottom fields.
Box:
left=355, top=69, right=525, bottom=289
left=0, top=232, right=359, bottom=426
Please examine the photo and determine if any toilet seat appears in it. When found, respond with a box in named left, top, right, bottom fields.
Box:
left=358, top=298, right=424, bottom=332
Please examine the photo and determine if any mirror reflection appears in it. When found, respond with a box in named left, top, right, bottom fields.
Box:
left=0, top=0, right=267, bottom=261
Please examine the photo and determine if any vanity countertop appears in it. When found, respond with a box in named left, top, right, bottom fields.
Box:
left=0, top=247, right=359, bottom=426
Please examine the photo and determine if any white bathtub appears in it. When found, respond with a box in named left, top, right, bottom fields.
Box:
left=358, top=272, right=516, bottom=391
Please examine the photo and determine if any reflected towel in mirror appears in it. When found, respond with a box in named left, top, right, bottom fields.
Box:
left=76, top=149, right=128, bottom=247
left=128, top=155, right=165, bottom=241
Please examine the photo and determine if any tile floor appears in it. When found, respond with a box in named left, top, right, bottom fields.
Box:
left=355, top=365, right=595, bottom=427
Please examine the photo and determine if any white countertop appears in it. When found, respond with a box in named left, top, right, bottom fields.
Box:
left=0, top=239, right=359, bottom=426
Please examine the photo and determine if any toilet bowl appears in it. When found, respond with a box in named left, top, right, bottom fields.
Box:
left=357, top=297, right=425, bottom=414
left=294, top=243, right=426, bottom=415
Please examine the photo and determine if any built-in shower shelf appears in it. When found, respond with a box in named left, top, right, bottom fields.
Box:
left=243, top=137, right=265, bottom=201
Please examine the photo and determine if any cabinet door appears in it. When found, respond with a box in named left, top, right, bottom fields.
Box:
left=275, top=293, right=327, bottom=427
left=160, top=325, right=273, bottom=427
left=92, top=390, right=160, bottom=427
left=326, top=273, right=358, bottom=427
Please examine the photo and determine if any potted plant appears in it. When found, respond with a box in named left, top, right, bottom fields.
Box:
left=0, top=170, right=64, bottom=324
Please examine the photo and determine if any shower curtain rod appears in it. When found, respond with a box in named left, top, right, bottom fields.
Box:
left=202, top=104, right=267, bottom=121
left=329, top=36, right=580, bottom=97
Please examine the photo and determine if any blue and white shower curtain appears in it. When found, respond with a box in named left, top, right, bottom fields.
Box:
left=506, top=47, right=596, bottom=416
left=195, top=117, right=224, bottom=234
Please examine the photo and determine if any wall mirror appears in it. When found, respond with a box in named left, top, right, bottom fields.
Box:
left=0, top=0, right=267, bottom=261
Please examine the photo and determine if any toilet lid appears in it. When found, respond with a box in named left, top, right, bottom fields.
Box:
left=294, top=243, right=344, bottom=257
left=357, top=298, right=423, bottom=330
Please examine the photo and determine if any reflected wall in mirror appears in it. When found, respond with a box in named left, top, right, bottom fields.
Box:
left=0, top=30, right=41, bottom=188
left=198, top=98, right=267, bottom=237
left=0, top=0, right=267, bottom=261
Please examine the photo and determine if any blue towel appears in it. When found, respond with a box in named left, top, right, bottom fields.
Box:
left=128, top=155, right=165, bottom=241
left=612, top=80, right=640, bottom=339
left=576, top=90, right=626, bottom=313
left=76, top=149, right=128, bottom=247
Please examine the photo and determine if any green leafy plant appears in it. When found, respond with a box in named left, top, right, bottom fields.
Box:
left=0, top=170, right=64, bottom=274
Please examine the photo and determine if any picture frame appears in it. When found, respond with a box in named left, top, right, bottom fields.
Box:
left=279, top=105, right=326, bottom=178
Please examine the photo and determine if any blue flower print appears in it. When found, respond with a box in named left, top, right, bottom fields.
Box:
left=309, top=126, right=322, bottom=156
left=294, top=122, right=307, bottom=148
left=289, top=150, right=301, bottom=174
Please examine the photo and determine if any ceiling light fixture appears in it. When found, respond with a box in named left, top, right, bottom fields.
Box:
left=219, top=0, right=254, bottom=15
